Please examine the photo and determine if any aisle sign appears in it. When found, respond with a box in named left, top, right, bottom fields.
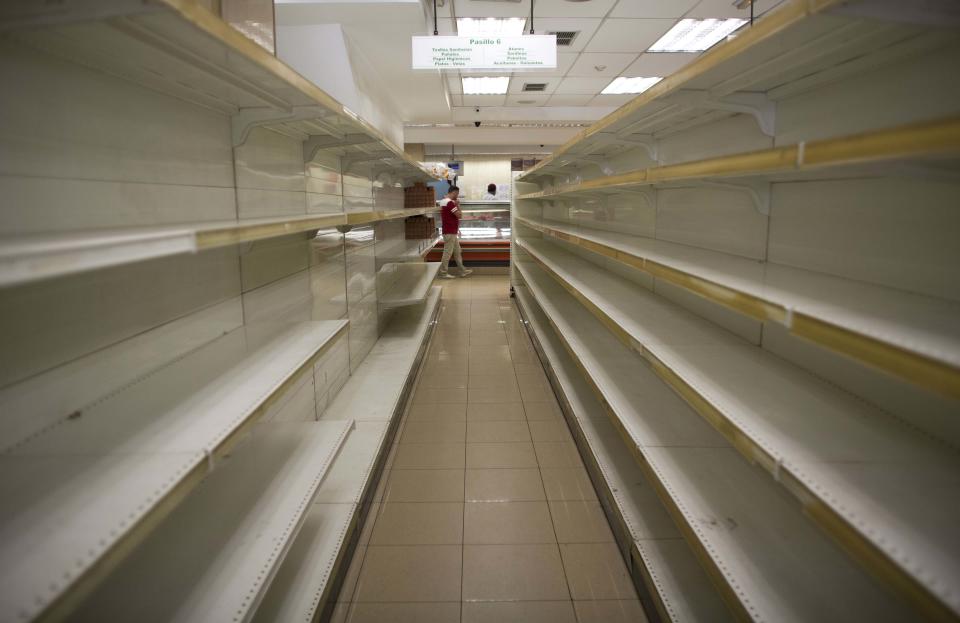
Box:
left=412, top=35, right=556, bottom=70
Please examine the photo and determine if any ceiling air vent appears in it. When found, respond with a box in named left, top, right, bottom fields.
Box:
left=522, top=82, right=548, bottom=92
left=548, top=30, right=579, bottom=46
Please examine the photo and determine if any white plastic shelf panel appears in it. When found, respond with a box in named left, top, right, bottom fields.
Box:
left=377, top=262, right=441, bottom=309
left=374, top=235, right=441, bottom=265
left=517, top=216, right=960, bottom=378
left=70, top=420, right=352, bottom=622
left=0, top=319, right=347, bottom=623
left=517, top=236, right=960, bottom=616
left=515, top=285, right=731, bottom=623
left=516, top=260, right=915, bottom=623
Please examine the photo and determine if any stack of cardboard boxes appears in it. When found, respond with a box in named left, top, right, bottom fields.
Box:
left=404, top=215, right=437, bottom=239
left=403, top=182, right=436, bottom=209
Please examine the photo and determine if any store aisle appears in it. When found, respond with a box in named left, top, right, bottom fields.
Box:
left=332, top=275, right=646, bottom=623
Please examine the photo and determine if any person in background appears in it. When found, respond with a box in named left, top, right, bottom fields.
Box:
left=439, top=186, right=473, bottom=279
left=483, top=183, right=498, bottom=200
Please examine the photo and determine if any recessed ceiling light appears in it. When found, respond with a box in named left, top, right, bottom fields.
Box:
left=463, top=76, right=510, bottom=94
left=457, top=18, right=526, bottom=37
left=601, top=76, right=662, bottom=95
left=647, top=18, right=747, bottom=53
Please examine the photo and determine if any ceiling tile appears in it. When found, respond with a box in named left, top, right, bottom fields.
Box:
left=524, top=51, right=578, bottom=77
left=585, top=18, right=675, bottom=53
left=554, top=76, right=614, bottom=94
left=508, top=76, right=560, bottom=94
left=686, top=0, right=784, bottom=18
left=547, top=93, right=595, bottom=106
left=590, top=93, right=636, bottom=106
left=567, top=52, right=637, bottom=77
left=624, top=52, right=699, bottom=77
left=610, top=0, right=698, bottom=18
left=462, top=94, right=508, bottom=106
left=534, top=0, right=618, bottom=18
left=533, top=18, right=601, bottom=52
left=455, top=0, right=530, bottom=18
left=506, top=94, right=551, bottom=106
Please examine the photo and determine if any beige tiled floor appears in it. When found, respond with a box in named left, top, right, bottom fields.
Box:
left=334, top=275, right=646, bottom=622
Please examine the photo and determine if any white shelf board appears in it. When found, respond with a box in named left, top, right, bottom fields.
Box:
left=0, top=214, right=347, bottom=289
left=514, top=285, right=731, bottom=623
left=0, top=319, right=347, bottom=623
left=378, top=262, right=441, bottom=308
left=517, top=216, right=960, bottom=376
left=70, top=420, right=352, bottom=622
left=517, top=236, right=960, bottom=617
left=256, top=287, right=440, bottom=621
left=375, top=235, right=440, bottom=264
left=517, top=262, right=920, bottom=622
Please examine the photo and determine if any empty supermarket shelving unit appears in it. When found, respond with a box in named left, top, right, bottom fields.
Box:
left=512, top=1, right=960, bottom=622
left=0, top=2, right=444, bottom=622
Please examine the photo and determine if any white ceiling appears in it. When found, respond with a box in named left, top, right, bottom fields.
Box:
left=276, top=0, right=786, bottom=147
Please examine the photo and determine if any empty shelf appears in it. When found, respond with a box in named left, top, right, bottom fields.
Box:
left=514, top=215, right=960, bottom=398
left=347, top=207, right=438, bottom=226
left=0, top=214, right=346, bottom=289
left=70, top=420, right=352, bottom=622
left=521, top=0, right=953, bottom=180
left=375, top=235, right=441, bottom=265
left=517, top=116, right=960, bottom=200
left=516, top=260, right=916, bottom=623
left=516, top=236, right=960, bottom=620
left=378, top=262, right=441, bottom=308
left=255, top=287, right=441, bottom=621
left=0, top=319, right=347, bottom=623
left=514, top=285, right=731, bottom=623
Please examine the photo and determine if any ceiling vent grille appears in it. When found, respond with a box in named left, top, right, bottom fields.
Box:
left=549, top=31, right=579, bottom=46
left=522, top=83, right=548, bottom=92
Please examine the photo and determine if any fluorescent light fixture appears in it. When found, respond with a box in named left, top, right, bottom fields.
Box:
left=648, top=18, right=747, bottom=53
left=601, top=76, right=662, bottom=95
left=462, top=76, right=510, bottom=94
left=457, top=17, right=526, bottom=37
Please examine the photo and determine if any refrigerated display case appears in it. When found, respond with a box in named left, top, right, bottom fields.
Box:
left=426, top=201, right=511, bottom=266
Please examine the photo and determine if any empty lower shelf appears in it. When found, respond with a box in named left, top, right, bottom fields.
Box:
left=254, top=287, right=441, bottom=621
left=69, top=420, right=352, bottom=622
left=516, top=260, right=915, bottom=623
left=515, top=215, right=960, bottom=398
left=0, top=320, right=347, bottom=622
left=377, top=262, right=441, bottom=308
left=514, top=285, right=731, bottom=623
left=516, top=235, right=960, bottom=619
left=375, top=235, right=441, bottom=265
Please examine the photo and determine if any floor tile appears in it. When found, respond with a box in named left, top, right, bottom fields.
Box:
left=406, top=403, right=468, bottom=422
left=461, top=600, right=577, bottom=623
left=468, top=386, right=522, bottom=403
left=462, top=544, right=569, bottom=601
left=400, top=420, right=466, bottom=443
left=560, top=542, right=637, bottom=600
left=468, top=374, right=519, bottom=390
left=391, top=443, right=465, bottom=469
left=572, top=600, right=648, bottom=623
left=465, top=468, right=545, bottom=502
left=413, top=387, right=468, bottom=404
left=518, top=382, right=556, bottom=404
left=468, top=345, right=512, bottom=359
left=467, top=420, right=531, bottom=443
left=533, top=442, right=584, bottom=468
left=540, top=468, right=598, bottom=501
left=369, top=503, right=464, bottom=545
left=354, top=545, right=461, bottom=602
left=549, top=500, right=615, bottom=543
left=469, top=332, right=508, bottom=346
left=466, top=402, right=526, bottom=422
left=529, top=419, right=574, bottom=443
left=468, top=352, right=513, bottom=366
left=422, top=361, right=468, bottom=376
left=513, top=362, right=548, bottom=377
left=383, top=469, right=465, bottom=502
left=468, top=358, right=512, bottom=375
left=523, top=401, right=562, bottom=421
left=466, top=442, right=539, bottom=468
left=464, top=501, right=556, bottom=544
left=346, top=602, right=461, bottom=623
left=416, top=373, right=469, bottom=389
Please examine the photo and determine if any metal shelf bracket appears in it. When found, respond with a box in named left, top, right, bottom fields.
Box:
left=232, top=106, right=342, bottom=147
left=670, top=90, right=777, bottom=137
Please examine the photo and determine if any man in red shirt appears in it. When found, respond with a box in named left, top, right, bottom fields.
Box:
left=439, top=185, right=473, bottom=279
